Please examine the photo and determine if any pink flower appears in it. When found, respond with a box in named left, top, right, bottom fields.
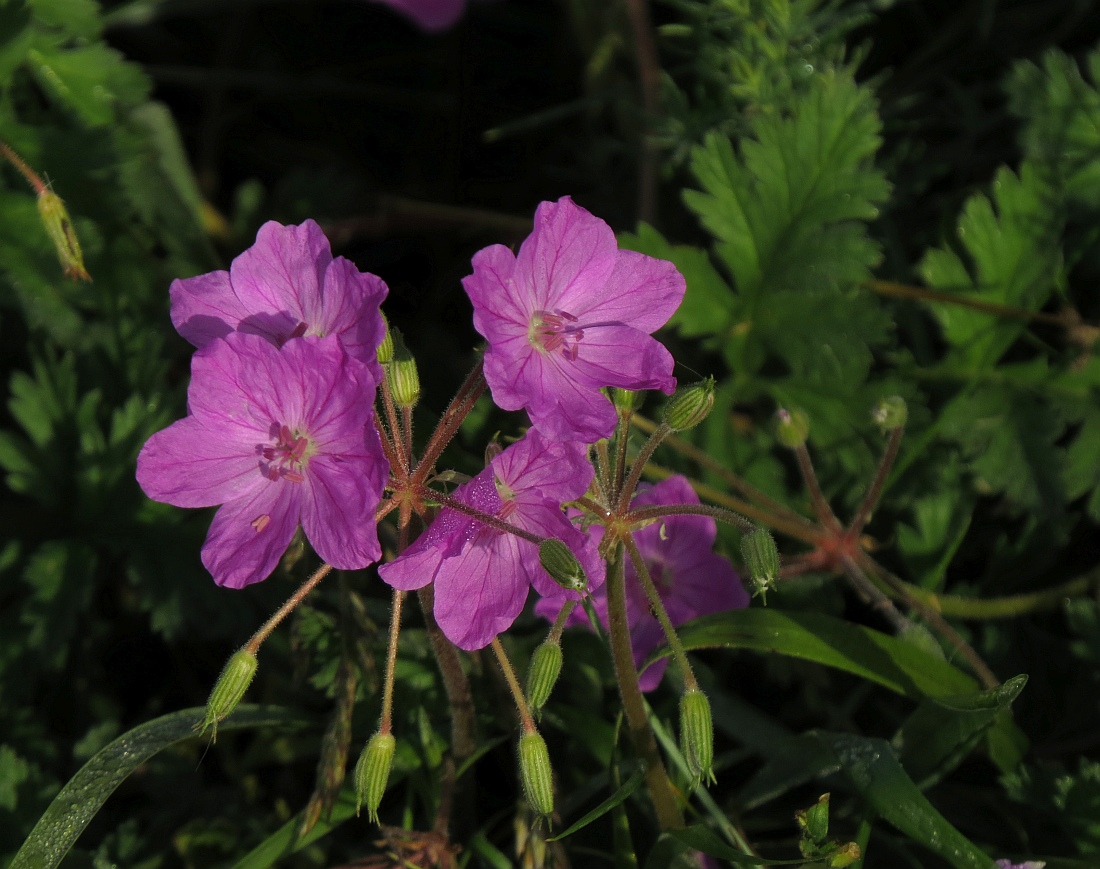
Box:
left=171, top=220, right=388, bottom=379
left=537, top=476, right=748, bottom=690
left=996, top=862, right=1046, bottom=869
left=462, top=197, right=685, bottom=443
left=137, top=333, right=388, bottom=589
left=369, top=0, right=467, bottom=31
left=378, top=430, right=603, bottom=650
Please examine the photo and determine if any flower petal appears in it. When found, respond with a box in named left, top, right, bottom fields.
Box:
left=300, top=452, right=385, bottom=570
left=432, top=531, right=532, bottom=650
left=137, top=416, right=262, bottom=508
left=562, top=249, right=685, bottom=334
left=202, top=482, right=301, bottom=588
left=317, top=256, right=388, bottom=377
left=571, top=325, right=677, bottom=394
left=170, top=269, right=252, bottom=348
left=513, top=197, right=618, bottom=311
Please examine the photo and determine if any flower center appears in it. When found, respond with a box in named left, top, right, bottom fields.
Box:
left=529, top=309, right=619, bottom=361
left=260, top=423, right=314, bottom=482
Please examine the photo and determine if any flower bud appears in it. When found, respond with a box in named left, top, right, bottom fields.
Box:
left=538, top=539, right=588, bottom=593
left=663, top=377, right=715, bottom=432
left=198, top=648, right=257, bottom=739
left=796, top=793, right=830, bottom=843
left=376, top=312, right=394, bottom=364
left=872, top=395, right=907, bottom=432
left=827, top=842, right=861, bottom=868
left=740, top=527, right=779, bottom=602
left=384, top=330, right=420, bottom=408
left=518, top=729, right=554, bottom=817
left=37, top=190, right=91, bottom=282
left=354, top=730, right=396, bottom=823
left=612, top=387, right=643, bottom=414
left=679, top=689, right=715, bottom=785
left=775, top=407, right=809, bottom=448
left=525, top=641, right=563, bottom=712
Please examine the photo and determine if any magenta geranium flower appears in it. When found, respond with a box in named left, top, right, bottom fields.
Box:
left=537, top=475, right=748, bottom=690
left=137, top=333, right=388, bottom=589
left=171, top=220, right=388, bottom=377
left=378, top=429, right=603, bottom=650
left=462, top=197, right=685, bottom=443
left=369, top=0, right=467, bottom=31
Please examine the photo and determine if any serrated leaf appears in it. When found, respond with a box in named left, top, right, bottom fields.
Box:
left=919, top=163, right=1062, bottom=369
left=28, top=0, right=101, bottom=38
left=26, top=44, right=149, bottom=127
left=11, top=706, right=314, bottom=869
left=1006, top=48, right=1100, bottom=206
left=940, top=384, right=1066, bottom=517
left=815, top=732, right=997, bottom=869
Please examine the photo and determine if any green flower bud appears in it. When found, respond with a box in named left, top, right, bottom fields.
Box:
left=525, top=641, right=563, bottom=712
left=538, top=539, right=588, bottom=593
left=797, top=793, right=830, bottom=843
left=663, top=377, right=715, bottom=432
left=518, top=730, right=554, bottom=817
left=740, top=527, right=779, bottom=602
left=775, top=407, right=809, bottom=448
left=827, top=842, right=861, bottom=868
left=611, top=387, right=643, bottom=414
left=37, top=190, right=90, bottom=282
left=679, top=688, right=715, bottom=785
left=354, top=730, right=396, bottom=823
left=384, top=330, right=420, bottom=408
left=198, top=648, right=257, bottom=739
left=376, top=312, right=394, bottom=364
left=872, top=395, right=907, bottom=432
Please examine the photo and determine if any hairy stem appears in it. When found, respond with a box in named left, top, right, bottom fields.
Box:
left=605, top=543, right=683, bottom=830
left=413, top=357, right=487, bottom=483
left=626, top=502, right=755, bottom=533
left=791, top=443, right=843, bottom=532
left=491, top=638, right=536, bottom=733
left=623, top=534, right=697, bottom=691
left=849, top=425, right=905, bottom=537
left=379, top=589, right=405, bottom=734
left=616, top=421, right=671, bottom=513
left=245, top=562, right=332, bottom=654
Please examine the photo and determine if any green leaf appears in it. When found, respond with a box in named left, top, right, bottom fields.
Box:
left=0, top=745, right=31, bottom=812
left=894, top=675, right=1028, bottom=787
left=658, top=609, right=979, bottom=701
left=918, top=163, right=1062, bottom=370
left=230, top=783, right=358, bottom=869
left=548, top=763, right=645, bottom=842
left=11, top=705, right=314, bottom=869
left=1006, top=48, right=1100, bottom=207
left=26, top=44, right=149, bottom=127
left=814, top=732, right=997, bottom=869
left=939, top=384, right=1066, bottom=516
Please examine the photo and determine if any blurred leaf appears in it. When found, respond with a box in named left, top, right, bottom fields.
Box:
left=660, top=609, right=979, bottom=700
left=939, top=383, right=1066, bottom=517
left=1003, top=759, right=1100, bottom=855
left=814, top=732, right=997, bottom=869
left=26, top=45, right=149, bottom=127
left=11, top=706, right=314, bottom=869
left=894, top=674, right=1028, bottom=787
left=230, top=783, right=358, bottom=869
left=549, top=763, right=645, bottom=842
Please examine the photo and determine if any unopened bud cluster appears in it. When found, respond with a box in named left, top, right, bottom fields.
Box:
left=663, top=377, right=715, bottom=432
left=775, top=407, right=810, bottom=447
left=198, top=647, right=257, bottom=739
left=741, top=527, right=780, bottom=601
left=538, top=539, right=588, bottom=593
left=355, top=730, right=397, bottom=823
left=383, top=328, right=420, bottom=408
left=872, top=395, right=907, bottom=432
left=518, top=729, right=555, bottom=817
left=525, top=641, right=563, bottom=712
left=679, top=689, right=715, bottom=785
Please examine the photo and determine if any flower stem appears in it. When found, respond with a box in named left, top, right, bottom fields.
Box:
left=379, top=588, right=405, bottom=734
left=245, top=562, right=333, bottom=654
left=616, top=421, right=671, bottom=513
left=419, top=486, right=545, bottom=546
left=547, top=600, right=577, bottom=644
left=849, top=425, right=904, bottom=537
left=379, top=376, right=408, bottom=473
left=491, top=638, right=536, bottom=733
left=413, top=357, right=486, bottom=484
left=623, top=535, right=697, bottom=691
left=417, top=585, right=477, bottom=836
left=791, top=442, right=843, bottom=532
left=605, top=542, right=683, bottom=830
left=900, top=571, right=1100, bottom=619
left=626, top=502, right=755, bottom=533
left=0, top=139, right=47, bottom=194
left=633, top=415, right=811, bottom=528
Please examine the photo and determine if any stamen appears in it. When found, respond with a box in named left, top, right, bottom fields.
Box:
left=259, top=423, right=314, bottom=483
left=251, top=514, right=271, bottom=532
